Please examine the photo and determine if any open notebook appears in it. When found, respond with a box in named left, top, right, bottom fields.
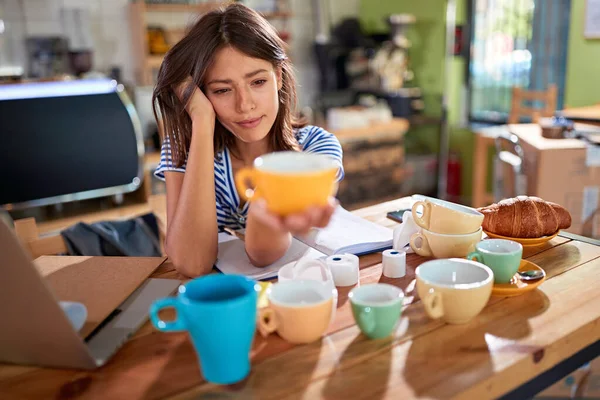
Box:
left=215, top=206, right=393, bottom=280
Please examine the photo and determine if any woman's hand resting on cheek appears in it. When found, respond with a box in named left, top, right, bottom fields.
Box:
left=175, top=79, right=215, bottom=126
left=248, top=197, right=338, bottom=236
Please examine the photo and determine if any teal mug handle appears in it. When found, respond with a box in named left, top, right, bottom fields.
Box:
left=149, top=298, right=186, bottom=332
left=467, top=251, right=482, bottom=263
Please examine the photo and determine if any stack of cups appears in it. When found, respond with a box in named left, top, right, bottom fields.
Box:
left=409, top=197, right=484, bottom=258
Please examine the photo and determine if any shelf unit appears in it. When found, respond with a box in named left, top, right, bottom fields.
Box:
left=129, top=1, right=292, bottom=86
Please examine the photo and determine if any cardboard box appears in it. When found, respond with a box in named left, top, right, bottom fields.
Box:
left=508, top=124, right=600, bottom=238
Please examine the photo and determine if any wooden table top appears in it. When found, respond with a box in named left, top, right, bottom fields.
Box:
left=560, top=104, right=600, bottom=123
left=2, top=197, right=600, bottom=399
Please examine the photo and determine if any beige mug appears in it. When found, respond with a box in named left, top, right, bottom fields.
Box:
left=416, top=258, right=493, bottom=324
left=412, top=198, right=483, bottom=234
left=410, top=227, right=482, bottom=258
left=258, top=280, right=335, bottom=344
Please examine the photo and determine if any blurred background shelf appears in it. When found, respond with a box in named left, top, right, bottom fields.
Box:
left=143, top=2, right=225, bottom=13
left=129, top=0, right=292, bottom=86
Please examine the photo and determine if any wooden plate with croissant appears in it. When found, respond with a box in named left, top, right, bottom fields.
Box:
left=477, top=196, right=572, bottom=246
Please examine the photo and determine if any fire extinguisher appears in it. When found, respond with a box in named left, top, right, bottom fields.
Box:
left=446, top=152, right=462, bottom=203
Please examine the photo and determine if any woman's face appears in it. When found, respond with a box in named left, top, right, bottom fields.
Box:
left=205, top=46, right=282, bottom=144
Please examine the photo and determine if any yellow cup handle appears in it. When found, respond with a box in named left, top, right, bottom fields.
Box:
left=235, top=168, right=260, bottom=202
left=422, top=288, right=444, bottom=320
left=412, top=201, right=431, bottom=230
left=410, top=231, right=432, bottom=257
left=257, top=308, right=277, bottom=338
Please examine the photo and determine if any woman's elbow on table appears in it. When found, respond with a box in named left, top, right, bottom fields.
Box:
left=246, top=247, right=288, bottom=268
left=165, top=243, right=216, bottom=277
left=171, top=254, right=216, bottom=277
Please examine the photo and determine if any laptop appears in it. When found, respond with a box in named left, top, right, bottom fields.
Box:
left=0, top=220, right=181, bottom=370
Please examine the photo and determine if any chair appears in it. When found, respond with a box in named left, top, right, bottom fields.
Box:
left=14, top=218, right=69, bottom=258
left=471, top=84, right=558, bottom=208
left=508, top=84, right=557, bottom=124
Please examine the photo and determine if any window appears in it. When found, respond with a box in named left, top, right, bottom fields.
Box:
left=469, top=0, right=571, bottom=123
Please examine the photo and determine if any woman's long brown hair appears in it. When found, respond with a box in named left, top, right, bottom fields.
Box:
left=152, top=3, right=305, bottom=167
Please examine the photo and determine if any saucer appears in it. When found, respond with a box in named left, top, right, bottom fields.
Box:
left=484, top=230, right=559, bottom=247
left=491, top=259, right=546, bottom=297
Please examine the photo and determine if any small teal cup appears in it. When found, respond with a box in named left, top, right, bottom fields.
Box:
left=349, top=283, right=404, bottom=339
left=467, top=239, right=523, bottom=284
left=150, top=274, right=259, bottom=385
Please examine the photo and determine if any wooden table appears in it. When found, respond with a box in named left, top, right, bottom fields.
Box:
left=2, top=197, right=600, bottom=399
left=560, top=104, right=600, bottom=126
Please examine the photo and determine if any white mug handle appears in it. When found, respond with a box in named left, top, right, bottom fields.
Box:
left=292, top=258, right=330, bottom=282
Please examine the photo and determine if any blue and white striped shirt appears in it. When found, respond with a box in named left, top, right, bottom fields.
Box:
left=154, top=125, right=344, bottom=229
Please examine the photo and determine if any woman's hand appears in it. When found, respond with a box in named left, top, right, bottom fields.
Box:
left=248, top=197, right=338, bottom=236
left=175, top=78, right=215, bottom=124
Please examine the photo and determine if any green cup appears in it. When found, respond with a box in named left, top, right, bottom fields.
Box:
left=467, top=239, right=523, bottom=284
left=349, top=283, right=403, bottom=339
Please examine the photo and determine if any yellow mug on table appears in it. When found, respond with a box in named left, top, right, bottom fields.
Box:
left=416, top=258, right=493, bottom=324
left=234, top=151, right=339, bottom=216
left=411, top=198, right=483, bottom=234
left=409, top=227, right=482, bottom=258
left=258, top=280, right=335, bottom=344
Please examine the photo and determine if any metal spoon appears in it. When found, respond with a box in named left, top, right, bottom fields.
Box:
left=517, top=270, right=545, bottom=281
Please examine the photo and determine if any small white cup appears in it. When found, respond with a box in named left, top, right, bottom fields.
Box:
left=382, top=249, right=406, bottom=278
left=326, top=254, right=360, bottom=287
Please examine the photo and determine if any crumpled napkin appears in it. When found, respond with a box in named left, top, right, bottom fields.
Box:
left=393, top=210, right=419, bottom=254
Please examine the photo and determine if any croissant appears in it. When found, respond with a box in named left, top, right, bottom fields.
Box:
left=477, top=196, right=572, bottom=238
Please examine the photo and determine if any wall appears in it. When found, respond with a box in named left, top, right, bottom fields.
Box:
left=355, top=0, right=480, bottom=200
left=358, top=0, right=447, bottom=117
left=564, top=0, right=600, bottom=107
left=0, top=0, right=320, bottom=108
left=446, top=0, right=477, bottom=202
left=1, top=0, right=134, bottom=81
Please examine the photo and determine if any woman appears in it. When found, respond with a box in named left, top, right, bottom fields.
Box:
left=153, top=3, right=344, bottom=277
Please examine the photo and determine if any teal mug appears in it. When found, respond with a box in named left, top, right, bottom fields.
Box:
left=467, top=239, right=523, bottom=284
left=349, top=283, right=403, bottom=339
left=150, top=274, right=259, bottom=385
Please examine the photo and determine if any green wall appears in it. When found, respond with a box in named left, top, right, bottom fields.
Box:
left=446, top=0, right=476, bottom=201
left=564, top=0, right=600, bottom=107
left=358, top=0, right=476, bottom=200
left=359, top=0, right=447, bottom=117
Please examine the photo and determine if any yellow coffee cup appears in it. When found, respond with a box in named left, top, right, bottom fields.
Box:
left=409, top=227, right=482, bottom=258
left=235, top=151, right=339, bottom=216
left=416, top=258, right=493, bottom=324
left=258, top=280, right=335, bottom=344
left=412, top=197, right=483, bottom=234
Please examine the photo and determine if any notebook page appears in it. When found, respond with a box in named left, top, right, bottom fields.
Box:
left=215, top=233, right=325, bottom=280
left=296, top=206, right=393, bottom=256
